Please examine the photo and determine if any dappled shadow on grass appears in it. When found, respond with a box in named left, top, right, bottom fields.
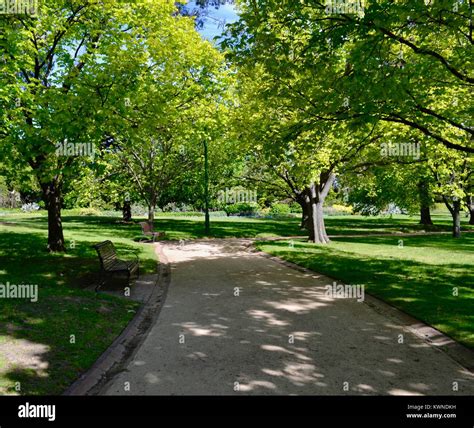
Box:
left=0, top=228, right=149, bottom=395
left=0, top=231, right=156, bottom=288
left=2, top=215, right=144, bottom=240
left=152, top=215, right=473, bottom=238
left=324, top=215, right=473, bottom=235
left=4, top=213, right=472, bottom=242
left=330, top=234, right=474, bottom=251
left=149, top=217, right=306, bottom=239
left=257, top=240, right=474, bottom=350
left=0, top=292, right=138, bottom=395
left=1, top=215, right=305, bottom=240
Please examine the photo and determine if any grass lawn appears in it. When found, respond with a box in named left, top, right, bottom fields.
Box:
left=256, top=234, right=474, bottom=349
left=51, top=212, right=466, bottom=240
left=0, top=212, right=157, bottom=395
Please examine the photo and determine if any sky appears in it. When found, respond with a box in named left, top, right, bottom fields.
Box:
left=184, top=1, right=240, bottom=41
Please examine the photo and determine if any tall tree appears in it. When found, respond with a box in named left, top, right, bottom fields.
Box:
left=0, top=0, right=216, bottom=250
left=431, top=151, right=472, bottom=237
left=232, top=67, right=383, bottom=243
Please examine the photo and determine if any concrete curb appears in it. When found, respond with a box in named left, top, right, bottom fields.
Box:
left=251, top=245, right=474, bottom=375
left=64, top=243, right=171, bottom=396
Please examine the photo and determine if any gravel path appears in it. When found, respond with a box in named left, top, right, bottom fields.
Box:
left=102, top=239, right=474, bottom=395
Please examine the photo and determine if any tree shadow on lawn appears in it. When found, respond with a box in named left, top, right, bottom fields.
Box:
left=324, top=216, right=472, bottom=235
left=144, top=217, right=306, bottom=239
left=150, top=215, right=472, bottom=238
left=2, top=215, right=143, bottom=240
left=330, top=234, right=474, bottom=252
left=260, top=241, right=474, bottom=350
left=6, top=214, right=472, bottom=241
left=0, top=231, right=144, bottom=395
left=1, top=215, right=306, bottom=240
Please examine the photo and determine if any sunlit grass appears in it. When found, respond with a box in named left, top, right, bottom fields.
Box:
left=257, top=235, right=474, bottom=349
left=0, top=215, right=157, bottom=395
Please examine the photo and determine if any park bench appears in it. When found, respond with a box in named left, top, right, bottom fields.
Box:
left=93, top=240, right=139, bottom=291
left=139, top=221, right=165, bottom=242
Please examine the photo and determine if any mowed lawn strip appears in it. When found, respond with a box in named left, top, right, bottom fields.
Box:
left=256, top=234, right=474, bottom=350
left=148, top=213, right=473, bottom=239
left=2, top=210, right=472, bottom=240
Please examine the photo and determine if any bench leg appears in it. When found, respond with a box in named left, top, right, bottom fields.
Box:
left=95, top=271, right=105, bottom=292
left=128, top=266, right=139, bottom=287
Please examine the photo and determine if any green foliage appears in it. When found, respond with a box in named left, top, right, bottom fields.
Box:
left=66, top=207, right=102, bottom=217
left=269, top=203, right=292, bottom=216
left=224, top=202, right=259, bottom=216
left=325, top=204, right=353, bottom=216
left=225, top=0, right=473, bottom=154
left=223, top=0, right=473, bottom=235
left=289, top=201, right=303, bottom=214
left=0, top=0, right=237, bottom=242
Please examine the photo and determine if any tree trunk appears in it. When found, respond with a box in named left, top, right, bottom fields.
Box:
left=41, top=181, right=66, bottom=252
left=467, top=195, right=474, bottom=225
left=418, top=180, right=433, bottom=226
left=444, top=196, right=461, bottom=238
left=148, top=205, right=154, bottom=224
left=420, top=205, right=433, bottom=226
left=297, top=194, right=309, bottom=230
left=452, top=199, right=461, bottom=238
left=122, top=200, right=132, bottom=222
left=307, top=186, right=329, bottom=244
left=306, top=172, right=335, bottom=244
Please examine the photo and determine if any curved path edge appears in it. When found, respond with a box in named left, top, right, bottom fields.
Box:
left=252, top=245, right=474, bottom=374
left=64, top=244, right=171, bottom=396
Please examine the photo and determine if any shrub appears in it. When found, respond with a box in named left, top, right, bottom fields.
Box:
left=160, top=211, right=204, bottom=217
left=324, top=204, right=353, bottom=216
left=332, top=204, right=353, bottom=215
left=269, top=203, right=292, bottom=216
left=162, top=202, right=195, bottom=212
left=131, top=204, right=149, bottom=217
left=224, top=202, right=259, bottom=216
left=210, top=211, right=227, bottom=217
left=289, top=202, right=302, bottom=214
left=68, top=207, right=102, bottom=216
